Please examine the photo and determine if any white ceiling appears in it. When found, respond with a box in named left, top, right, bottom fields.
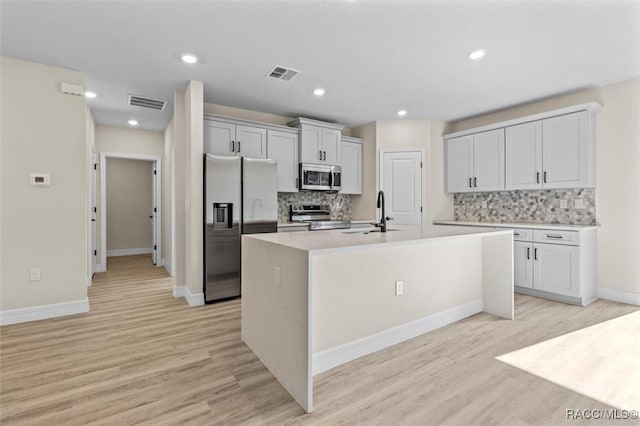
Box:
left=2, top=1, right=639, bottom=131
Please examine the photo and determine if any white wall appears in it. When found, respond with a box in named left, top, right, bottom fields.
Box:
left=350, top=122, right=377, bottom=220
left=375, top=118, right=454, bottom=227
left=451, top=77, right=640, bottom=297
left=0, top=56, right=88, bottom=311
left=105, top=158, right=154, bottom=252
left=94, top=125, right=163, bottom=265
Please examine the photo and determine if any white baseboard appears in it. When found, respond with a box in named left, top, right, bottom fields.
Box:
left=94, top=264, right=106, bottom=273
left=1, top=298, right=90, bottom=326
left=312, top=299, right=483, bottom=375
left=185, top=287, right=205, bottom=307
left=173, top=285, right=185, bottom=298
left=162, top=258, right=173, bottom=275
left=598, top=287, right=640, bottom=306
left=107, top=247, right=152, bottom=257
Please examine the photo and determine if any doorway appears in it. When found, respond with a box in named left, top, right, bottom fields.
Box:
left=100, top=153, right=162, bottom=271
left=379, top=149, right=424, bottom=225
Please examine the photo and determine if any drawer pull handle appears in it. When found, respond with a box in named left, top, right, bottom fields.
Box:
left=546, top=234, right=564, bottom=239
left=513, top=232, right=520, bottom=236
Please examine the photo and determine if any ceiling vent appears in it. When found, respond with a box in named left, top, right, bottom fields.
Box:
left=128, top=94, right=167, bottom=111
left=266, top=65, right=300, bottom=82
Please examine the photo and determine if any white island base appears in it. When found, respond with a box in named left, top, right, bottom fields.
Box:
left=241, top=226, right=514, bottom=413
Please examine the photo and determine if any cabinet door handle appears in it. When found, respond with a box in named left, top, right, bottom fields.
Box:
left=323, top=151, right=327, bottom=161
left=534, top=248, right=538, bottom=260
left=295, top=178, right=298, bottom=189
left=469, top=177, right=473, bottom=188
left=319, top=150, right=322, bottom=160
left=543, top=171, right=548, bottom=183
left=237, top=141, right=241, bottom=153
left=527, top=247, right=530, bottom=260
left=474, top=177, right=478, bottom=187
left=546, top=234, right=563, bottom=239
left=536, top=172, right=540, bottom=184
left=513, top=232, right=520, bottom=236
left=231, top=141, right=235, bottom=152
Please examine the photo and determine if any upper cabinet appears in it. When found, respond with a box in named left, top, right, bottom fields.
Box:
left=204, top=119, right=266, bottom=158
left=506, top=111, right=593, bottom=190
left=288, top=118, right=345, bottom=166
left=267, top=129, right=299, bottom=193
left=445, top=129, right=504, bottom=193
left=340, top=136, right=363, bottom=195
left=445, top=103, right=600, bottom=193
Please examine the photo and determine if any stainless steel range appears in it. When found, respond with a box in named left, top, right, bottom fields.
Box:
left=289, top=204, right=351, bottom=231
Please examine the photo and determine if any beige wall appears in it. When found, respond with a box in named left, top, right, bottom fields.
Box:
left=105, top=159, right=154, bottom=251
left=185, top=81, right=204, bottom=299
left=374, top=118, right=454, bottom=227
left=350, top=122, right=377, bottom=220
left=451, top=77, right=640, bottom=296
left=94, top=125, right=163, bottom=265
left=1, top=56, right=88, bottom=310
left=162, top=117, right=174, bottom=274
left=173, top=92, right=186, bottom=288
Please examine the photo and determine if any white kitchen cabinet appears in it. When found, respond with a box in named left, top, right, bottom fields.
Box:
left=288, top=118, right=345, bottom=166
left=267, top=129, right=299, bottom=193
left=542, top=111, right=592, bottom=188
left=533, top=242, right=580, bottom=297
left=506, top=121, right=543, bottom=189
left=204, top=119, right=266, bottom=158
left=513, top=241, right=534, bottom=289
left=445, top=103, right=600, bottom=193
left=445, top=129, right=504, bottom=193
left=340, top=136, right=362, bottom=194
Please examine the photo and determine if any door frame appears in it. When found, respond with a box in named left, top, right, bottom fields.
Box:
left=90, top=146, right=97, bottom=282
left=100, top=152, right=162, bottom=270
left=379, top=148, right=425, bottom=225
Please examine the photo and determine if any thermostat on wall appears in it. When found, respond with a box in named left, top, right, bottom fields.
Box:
left=30, top=174, right=51, bottom=186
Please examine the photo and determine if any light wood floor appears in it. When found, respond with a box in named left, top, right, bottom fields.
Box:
left=1, top=255, right=638, bottom=425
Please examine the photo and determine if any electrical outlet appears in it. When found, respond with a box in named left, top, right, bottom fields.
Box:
left=395, top=280, right=404, bottom=296
left=481, top=201, right=488, bottom=209
left=273, top=266, right=281, bottom=287
left=29, top=268, right=41, bottom=281
left=575, top=198, right=585, bottom=209
left=560, top=200, right=568, bottom=209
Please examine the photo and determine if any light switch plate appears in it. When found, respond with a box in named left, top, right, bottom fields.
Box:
left=575, top=198, right=585, bottom=209
left=273, top=266, right=281, bottom=287
left=395, top=280, right=403, bottom=296
left=29, top=268, right=41, bottom=281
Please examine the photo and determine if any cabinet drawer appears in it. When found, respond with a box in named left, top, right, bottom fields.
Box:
left=503, top=228, right=533, bottom=242
left=533, top=229, right=580, bottom=245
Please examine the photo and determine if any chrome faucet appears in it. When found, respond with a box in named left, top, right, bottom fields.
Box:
left=372, top=190, right=393, bottom=232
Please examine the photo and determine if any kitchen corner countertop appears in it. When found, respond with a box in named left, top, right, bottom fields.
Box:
left=433, top=220, right=600, bottom=231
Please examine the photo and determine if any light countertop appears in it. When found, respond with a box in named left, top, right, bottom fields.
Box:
left=277, top=219, right=376, bottom=228
left=246, top=225, right=511, bottom=253
left=433, top=220, right=599, bottom=231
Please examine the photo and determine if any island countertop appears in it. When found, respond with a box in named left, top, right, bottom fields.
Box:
left=245, top=224, right=511, bottom=253
left=433, top=219, right=600, bottom=231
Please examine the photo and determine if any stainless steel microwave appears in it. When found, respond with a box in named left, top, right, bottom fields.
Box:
left=299, top=163, right=341, bottom=192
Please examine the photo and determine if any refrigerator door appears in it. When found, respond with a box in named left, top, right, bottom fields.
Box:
left=204, top=154, right=241, bottom=303
left=242, top=157, right=278, bottom=234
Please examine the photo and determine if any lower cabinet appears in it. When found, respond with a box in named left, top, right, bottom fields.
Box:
left=509, top=228, right=596, bottom=306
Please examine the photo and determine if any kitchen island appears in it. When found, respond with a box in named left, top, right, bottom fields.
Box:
left=241, top=225, right=514, bottom=413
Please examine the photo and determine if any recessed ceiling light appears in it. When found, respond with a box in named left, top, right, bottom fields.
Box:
left=313, top=88, right=326, bottom=96
left=181, top=54, right=198, bottom=64
left=85, top=91, right=97, bottom=98
left=128, top=119, right=139, bottom=126
left=469, top=49, right=486, bottom=60
left=397, top=110, right=407, bottom=117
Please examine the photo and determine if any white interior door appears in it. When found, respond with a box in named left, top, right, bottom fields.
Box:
left=381, top=150, right=423, bottom=225
left=152, top=163, right=158, bottom=265
left=90, top=148, right=97, bottom=275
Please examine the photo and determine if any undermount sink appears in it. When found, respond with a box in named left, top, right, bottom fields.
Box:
left=342, top=228, right=400, bottom=234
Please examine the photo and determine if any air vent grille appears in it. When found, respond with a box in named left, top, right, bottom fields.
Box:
left=128, top=95, right=167, bottom=111
left=266, top=65, right=300, bottom=81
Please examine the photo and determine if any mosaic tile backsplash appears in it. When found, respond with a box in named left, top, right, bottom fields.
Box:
left=278, top=193, right=352, bottom=222
left=454, top=189, right=596, bottom=225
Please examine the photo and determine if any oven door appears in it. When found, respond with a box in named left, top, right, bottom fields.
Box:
left=300, top=164, right=332, bottom=191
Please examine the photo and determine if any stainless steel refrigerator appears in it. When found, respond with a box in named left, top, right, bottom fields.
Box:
left=204, top=154, right=278, bottom=303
